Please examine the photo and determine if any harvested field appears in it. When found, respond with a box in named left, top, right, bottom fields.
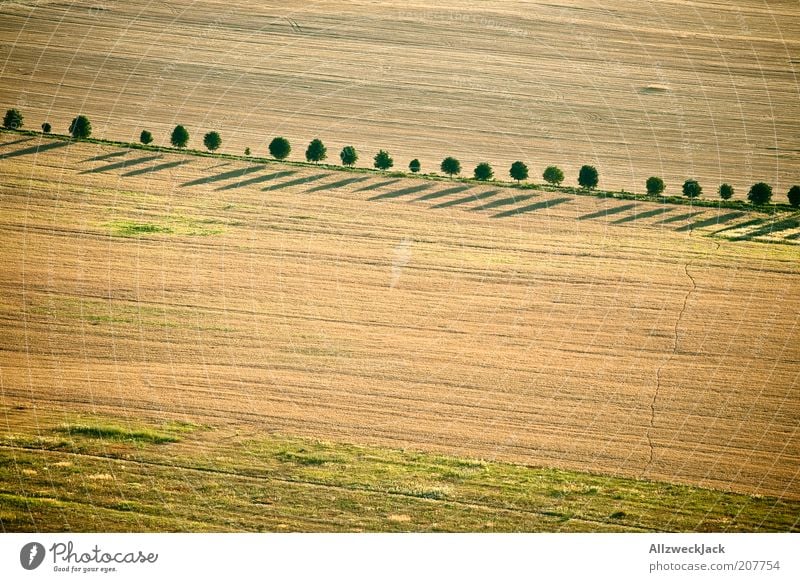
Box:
left=1, top=0, right=799, bottom=197
left=1, top=135, right=799, bottom=519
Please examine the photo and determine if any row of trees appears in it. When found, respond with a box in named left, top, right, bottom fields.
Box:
left=4, top=108, right=799, bottom=206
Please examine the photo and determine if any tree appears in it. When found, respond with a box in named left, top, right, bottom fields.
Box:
left=244, top=147, right=251, bottom=156
left=69, top=115, right=92, bottom=139
left=409, top=158, right=421, bottom=173
left=3, top=108, right=23, bottom=130
left=509, top=161, right=528, bottom=182
left=140, top=130, right=153, bottom=145
left=542, top=165, right=564, bottom=186
left=440, top=156, right=461, bottom=177
left=474, top=162, right=493, bottom=181
left=374, top=149, right=394, bottom=170
left=269, top=137, right=291, bottom=160
left=305, top=138, right=327, bottom=163
left=170, top=125, right=189, bottom=148
left=646, top=176, right=665, bottom=196
left=340, top=145, right=358, bottom=167
left=788, top=185, right=800, bottom=208
left=578, top=165, right=599, bottom=189
left=682, top=179, right=702, bottom=199
left=203, top=131, right=222, bottom=152
left=41, top=122, right=51, bottom=134
left=747, top=182, right=772, bottom=205
left=718, top=183, right=734, bottom=200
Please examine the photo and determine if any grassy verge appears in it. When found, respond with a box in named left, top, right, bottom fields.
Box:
left=3, top=129, right=796, bottom=214
left=1, top=408, right=797, bottom=532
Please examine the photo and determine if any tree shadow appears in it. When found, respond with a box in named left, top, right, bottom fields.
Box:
left=469, top=194, right=536, bottom=212
left=611, top=207, right=673, bottom=224
left=652, top=211, right=704, bottom=225
left=674, top=212, right=745, bottom=232
left=262, top=173, right=330, bottom=191
left=728, top=216, right=800, bottom=240
left=81, top=150, right=129, bottom=163
left=368, top=183, right=434, bottom=200
left=0, top=137, right=34, bottom=149
left=576, top=202, right=638, bottom=221
left=491, top=197, right=572, bottom=218
left=412, top=184, right=472, bottom=202
left=80, top=155, right=163, bottom=174
left=306, top=175, right=370, bottom=192
left=122, top=160, right=192, bottom=177
left=181, top=165, right=265, bottom=187
left=431, top=190, right=499, bottom=209
left=711, top=217, right=764, bottom=235
left=216, top=170, right=297, bottom=191
left=354, top=179, right=403, bottom=192
left=0, top=140, right=70, bottom=160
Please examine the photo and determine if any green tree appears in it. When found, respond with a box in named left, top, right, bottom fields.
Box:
left=474, top=162, right=493, bottom=181
left=3, top=108, right=23, bottom=130
left=409, top=158, right=421, bottom=173
left=509, top=161, right=528, bottom=182
left=646, top=176, right=665, bottom=196
left=203, top=131, right=222, bottom=152
left=682, top=179, right=702, bottom=199
left=788, top=185, right=800, bottom=208
left=440, top=156, right=461, bottom=177
left=747, top=182, right=772, bottom=205
left=578, top=165, right=599, bottom=189
left=305, top=138, right=327, bottom=163
left=340, top=145, right=358, bottom=167
left=41, top=122, right=51, bottom=134
left=374, top=149, right=394, bottom=170
left=140, top=130, right=153, bottom=145
left=542, top=165, right=564, bottom=186
left=69, top=115, right=92, bottom=139
left=244, top=147, right=251, bottom=156
left=170, top=125, right=189, bottom=148
left=269, top=137, right=291, bottom=160
left=718, top=183, right=734, bottom=200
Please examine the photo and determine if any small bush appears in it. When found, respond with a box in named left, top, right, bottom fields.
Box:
left=244, top=147, right=251, bottom=156
left=719, top=183, right=734, bottom=200
left=305, top=138, right=327, bottom=163
left=203, top=131, right=222, bottom=152
left=170, top=125, right=189, bottom=148
left=41, top=122, right=52, bottom=134
left=3, top=108, right=23, bottom=130
left=441, top=156, right=461, bottom=177
left=139, top=130, right=153, bottom=145
left=543, top=165, right=564, bottom=186
left=69, top=115, right=92, bottom=139
left=788, top=185, right=800, bottom=207
left=473, top=162, right=493, bottom=181
left=646, top=176, right=665, bottom=196
left=340, top=145, right=358, bottom=167
left=409, top=158, right=421, bottom=173
left=374, top=149, right=394, bottom=170
left=509, top=161, right=528, bottom=182
left=747, top=182, right=772, bottom=205
left=682, top=179, right=702, bottom=199
left=578, top=165, right=599, bottom=189
left=269, top=137, right=291, bottom=160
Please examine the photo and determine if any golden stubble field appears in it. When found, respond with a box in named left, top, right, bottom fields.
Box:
left=0, top=134, right=798, bottom=502
left=1, top=0, right=799, bottom=197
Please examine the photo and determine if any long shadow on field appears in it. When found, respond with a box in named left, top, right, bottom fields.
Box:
left=711, top=217, right=765, bottom=235
left=729, top=216, right=800, bottom=240
left=674, top=212, right=745, bottom=232
left=369, top=183, right=434, bottom=200
left=216, top=170, right=296, bottom=191
left=577, top=203, right=638, bottom=221
left=0, top=137, right=34, bottom=149
left=492, top=197, right=572, bottom=218
left=0, top=140, right=70, bottom=160
left=431, top=190, right=499, bottom=209
left=354, top=179, right=402, bottom=192
left=611, top=207, right=673, bottom=224
left=652, top=211, right=704, bottom=225
left=262, top=173, right=330, bottom=191
left=469, top=194, right=536, bottom=212
left=412, top=184, right=472, bottom=202
left=80, top=155, right=163, bottom=174
left=785, top=232, right=800, bottom=240
left=81, top=150, right=129, bottom=163
left=122, top=160, right=192, bottom=177
left=306, top=176, right=370, bottom=192
left=181, top=165, right=265, bottom=187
